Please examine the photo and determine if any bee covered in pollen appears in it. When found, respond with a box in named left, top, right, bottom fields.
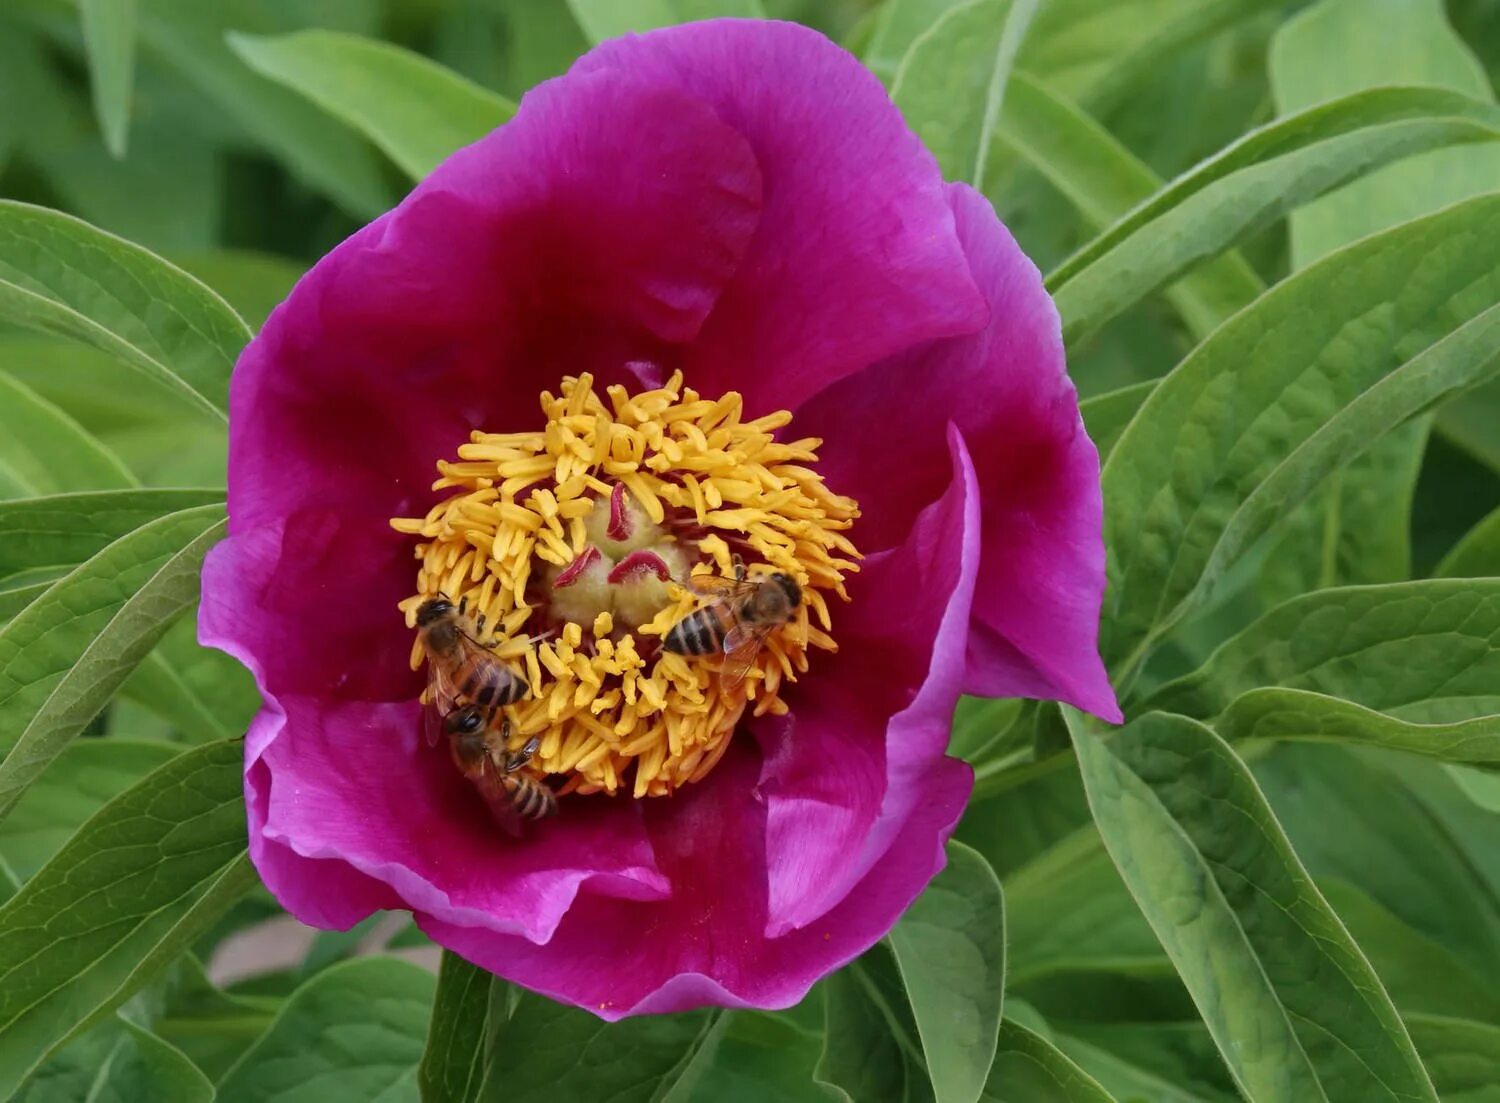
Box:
left=663, top=558, right=803, bottom=690
left=444, top=706, right=558, bottom=829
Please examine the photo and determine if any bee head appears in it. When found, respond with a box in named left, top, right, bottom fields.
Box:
left=772, top=573, right=801, bottom=617
left=443, top=705, right=486, bottom=737
left=417, top=597, right=455, bottom=627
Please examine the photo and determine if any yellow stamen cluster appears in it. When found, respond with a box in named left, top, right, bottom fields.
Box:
left=390, top=372, right=859, bottom=798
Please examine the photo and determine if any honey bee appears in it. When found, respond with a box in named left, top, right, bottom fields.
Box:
left=445, top=706, right=558, bottom=826
left=416, top=597, right=529, bottom=746
left=663, top=559, right=802, bottom=690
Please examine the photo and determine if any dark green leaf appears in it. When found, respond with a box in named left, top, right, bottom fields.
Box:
left=419, top=951, right=492, bottom=1103
left=0, top=738, right=253, bottom=1099
left=1100, top=197, right=1500, bottom=685
left=1437, top=504, right=1500, bottom=578
left=122, top=613, right=261, bottom=742
left=817, top=946, right=933, bottom=1103
left=80, top=0, right=138, bottom=159
left=1078, top=381, right=1153, bottom=462
left=1405, top=1014, right=1500, bottom=1103
left=983, top=1016, right=1116, bottom=1102
left=0, top=503, right=225, bottom=817
left=1073, top=711, right=1437, bottom=1102
left=216, top=957, right=436, bottom=1103
left=694, top=1007, right=832, bottom=1102
left=0, top=369, right=137, bottom=498
left=1050, top=1021, right=1235, bottom=1103
left=228, top=30, right=515, bottom=182
left=888, top=840, right=1005, bottom=1103
left=0, top=488, right=223, bottom=580
left=0, top=201, right=250, bottom=421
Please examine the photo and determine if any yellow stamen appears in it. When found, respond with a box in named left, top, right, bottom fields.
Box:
left=391, top=373, right=860, bottom=799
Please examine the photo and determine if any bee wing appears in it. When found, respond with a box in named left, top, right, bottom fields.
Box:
left=720, top=622, right=773, bottom=691
left=425, top=663, right=463, bottom=744
left=686, top=572, right=759, bottom=601
left=421, top=699, right=446, bottom=748
left=459, top=752, right=527, bottom=837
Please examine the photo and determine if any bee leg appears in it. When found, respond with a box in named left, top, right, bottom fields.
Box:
left=732, top=553, right=746, bottom=582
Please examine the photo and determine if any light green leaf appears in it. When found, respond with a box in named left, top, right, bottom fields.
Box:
left=1100, top=196, right=1500, bottom=685
left=418, top=951, right=491, bottom=1103
left=891, top=0, right=1040, bottom=191
left=1214, top=687, right=1500, bottom=767
left=0, top=504, right=225, bottom=818
left=1047, top=86, right=1500, bottom=345
left=171, top=250, right=304, bottom=332
left=1077, top=381, right=1154, bottom=462
left=0, top=574, right=59, bottom=624
left=1147, top=580, right=1500, bottom=721
left=990, top=73, right=1263, bottom=343
left=1073, top=711, right=1437, bottom=1102
left=1405, top=1015, right=1500, bottom=1103
left=565, top=0, right=766, bottom=44
left=80, top=0, right=138, bottom=159
left=227, top=30, right=516, bottom=182
left=216, top=957, right=436, bottom=1103
left=0, top=369, right=137, bottom=498
left=121, top=614, right=261, bottom=742
left=0, top=489, right=223, bottom=580
left=983, top=1017, right=1116, bottom=1102
left=817, top=947, right=933, bottom=1103
left=1437, top=504, right=1500, bottom=578
left=0, top=738, right=253, bottom=1099
left=864, top=0, right=967, bottom=82
left=478, top=988, right=726, bottom=1102
left=0, top=738, right=180, bottom=881
left=0, top=201, right=250, bottom=421
left=888, top=840, right=1005, bottom=1103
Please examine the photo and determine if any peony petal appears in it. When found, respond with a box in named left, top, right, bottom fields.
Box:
left=574, top=20, right=988, bottom=415
left=799, top=184, right=1119, bottom=722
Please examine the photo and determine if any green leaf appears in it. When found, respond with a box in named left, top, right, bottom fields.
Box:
left=0, top=738, right=179, bottom=881
left=19, top=1015, right=214, bottom=1103
left=1077, top=381, right=1153, bottom=462
left=1100, top=196, right=1500, bottom=686
left=1050, top=1022, right=1235, bottom=1103
left=890, top=0, right=1041, bottom=191
left=1047, top=86, right=1500, bottom=345
left=227, top=30, right=516, bottom=182
left=418, top=951, right=492, bottom=1103
left=1147, top=580, right=1500, bottom=721
left=0, top=369, right=137, bottom=498
left=150, top=954, right=279, bottom=1084
left=1437, top=504, right=1500, bottom=578
left=216, top=957, right=436, bottom=1103
left=80, top=0, right=138, bottom=159
left=1072, top=711, right=1437, bottom=1102
left=694, top=1007, right=832, bottom=1102
left=1405, top=1015, right=1500, bottom=1103
left=121, top=613, right=261, bottom=742
left=564, top=0, right=766, bottom=43
left=864, top=0, right=967, bottom=83
left=477, top=988, right=726, bottom=1102
left=888, top=840, right=1005, bottom=1103
left=983, top=1017, right=1116, bottom=1102
left=0, top=503, right=225, bottom=818
left=817, top=947, right=933, bottom=1103
left=0, top=202, right=250, bottom=421
left=990, top=73, right=1263, bottom=343
left=0, top=488, right=223, bottom=581
left=171, top=249, right=304, bottom=332
left=0, top=738, right=253, bottom=1099
left=0, top=574, right=59, bottom=624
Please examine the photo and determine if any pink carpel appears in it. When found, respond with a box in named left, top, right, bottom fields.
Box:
left=607, top=482, right=632, bottom=541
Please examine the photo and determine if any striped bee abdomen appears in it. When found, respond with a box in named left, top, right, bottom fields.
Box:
left=507, top=777, right=558, bottom=819
left=663, top=608, right=728, bottom=655
left=461, top=662, right=528, bottom=707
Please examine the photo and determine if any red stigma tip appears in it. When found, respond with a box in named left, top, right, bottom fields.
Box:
left=607, top=550, right=672, bottom=584
left=553, top=544, right=602, bottom=588
left=607, top=482, right=631, bottom=541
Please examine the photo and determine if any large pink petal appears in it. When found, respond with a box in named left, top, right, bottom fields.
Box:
left=799, top=184, right=1119, bottom=722
left=574, top=20, right=988, bottom=415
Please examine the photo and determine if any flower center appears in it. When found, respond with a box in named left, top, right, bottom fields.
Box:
left=390, top=372, right=859, bottom=800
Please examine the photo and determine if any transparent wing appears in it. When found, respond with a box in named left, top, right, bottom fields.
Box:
left=720, top=622, right=773, bottom=691
left=426, top=662, right=462, bottom=728
left=421, top=699, right=446, bottom=748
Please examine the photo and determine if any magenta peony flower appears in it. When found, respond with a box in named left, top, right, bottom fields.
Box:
left=199, top=18, right=1119, bottom=1019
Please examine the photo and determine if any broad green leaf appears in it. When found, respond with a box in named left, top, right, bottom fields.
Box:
left=0, top=488, right=222, bottom=580
left=889, top=840, right=1005, bottom=1103
left=0, top=202, right=250, bottom=421
left=983, top=1017, right=1116, bottom=1102
left=228, top=30, right=516, bottom=182
left=478, top=988, right=726, bottom=1102
left=80, top=0, right=138, bottom=159
left=1437, top=504, right=1500, bottom=577
left=0, top=738, right=179, bottom=881
left=1077, top=381, right=1153, bottom=462
left=817, top=946, right=933, bottom=1103
left=1437, top=380, right=1500, bottom=473
left=1214, top=687, right=1500, bottom=767
left=134, top=0, right=393, bottom=219
left=0, top=738, right=253, bottom=1099
left=0, top=504, right=225, bottom=818
left=1100, top=197, right=1500, bottom=685
left=565, top=0, right=766, bottom=43
left=122, top=614, right=261, bottom=742
left=0, top=574, right=58, bottom=623
left=19, top=1015, right=214, bottom=1103
left=1405, top=1015, right=1500, bottom=1103
left=1254, top=744, right=1500, bottom=998
left=171, top=250, right=303, bottom=331
left=419, top=951, right=492, bottom=1103
left=0, top=369, right=137, bottom=498
left=891, top=0, right=1040, bottom=191
left=1050, top=1024, right=1234, bottom=1103
left=216, top=957, right=436, bottom=1103
left=1147, top=580, right=1500, bottom=721
left=1073, top=712, right=1437, bottom=1102
left=949, top=695, right=1025, bottom=762
left=990, top=74, right=1263, bottom=343
left=1047, top=86, right=1500, bottom=344
left=694, top=1007, right=831, bottom=1102
left=150, top=955, right=279, bottom=1083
